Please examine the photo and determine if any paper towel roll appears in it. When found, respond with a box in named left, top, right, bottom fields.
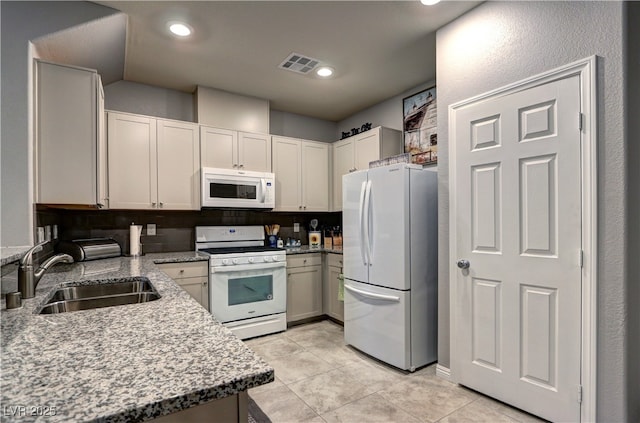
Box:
left=130, top=224, right=142, bottom=256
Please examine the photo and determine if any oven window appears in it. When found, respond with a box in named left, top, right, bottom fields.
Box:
left=210, top=183, right=257, bottom=200
left=228, top=275, right=273, bottom=305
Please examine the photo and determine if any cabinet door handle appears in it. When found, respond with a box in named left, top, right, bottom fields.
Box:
left=299, top=205, right=302, bottom=210
left=151, top=202, right=156, bottom=208
left=179, top=269, right=184, bottom=274
left=159, top=202, right=164, bottom=208
left=239, top=164, right=244, bottom=168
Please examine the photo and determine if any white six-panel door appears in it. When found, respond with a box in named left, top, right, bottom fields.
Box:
left=451, top=75, right=582, bottom=422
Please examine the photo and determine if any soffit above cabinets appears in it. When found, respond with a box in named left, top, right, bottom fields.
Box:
left=33, top=13, right=127, bottom=86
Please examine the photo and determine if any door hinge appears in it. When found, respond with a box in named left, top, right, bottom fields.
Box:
left=578, top=113, right=583, bottom=131
left=577, top=385, right=583, bottom=404
left=579, top=250, right=584, bottom=268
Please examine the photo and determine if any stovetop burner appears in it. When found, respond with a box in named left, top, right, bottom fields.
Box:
left=200, top=246, right=286, bottom=255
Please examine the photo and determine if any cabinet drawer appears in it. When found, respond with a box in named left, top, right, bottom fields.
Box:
left=327, top=253, right=343, bottom=268
left=174, top=275, right=208, bottom=287
left=157, top=261, right=208, bottom=279
left=287, top=254, right=322, bottom=268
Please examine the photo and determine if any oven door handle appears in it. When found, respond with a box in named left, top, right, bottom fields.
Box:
left=212, top=262, right=285, bottom=273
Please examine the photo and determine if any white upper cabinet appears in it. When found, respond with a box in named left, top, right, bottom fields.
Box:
left=272, top=136, right=301, bottom=211
left=157, top=119, right=200, bottom=210
left=331, top=126, right=402, bottom=210
left=200, top=125, right=271, bottom=172
left=238, top=132, right=272, bottom=172
left=200, top=126, right=236, bottom=170
left=301, top=141, right=330, bottom=212
left=272, top=136, right=329, bottom=212
left=35, top=60, right=107, bottom=207
left=107, top=111, right=200, bottom=210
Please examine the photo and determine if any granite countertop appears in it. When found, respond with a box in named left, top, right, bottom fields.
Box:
left=285, top=246, right=343, bottom=255
left=1, top=246, right=32, bottom=266
left=1, top=252, right=273, bottom=422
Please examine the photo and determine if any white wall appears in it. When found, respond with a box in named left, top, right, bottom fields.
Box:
left=270, top=110, right=337, bottom=143
left=104, top=81, right=194, bottom=122
left=0, top=1, right=117, bottom=246
left=436, top=2, right=628, bottom=420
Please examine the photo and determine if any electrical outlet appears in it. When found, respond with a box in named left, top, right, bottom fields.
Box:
left=147, top=223, right=156, bottom=236
left=293, top=223, right=300, bottom=233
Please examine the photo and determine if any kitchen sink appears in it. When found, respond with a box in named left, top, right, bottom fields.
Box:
left=39, top=277, right=160, bottom=314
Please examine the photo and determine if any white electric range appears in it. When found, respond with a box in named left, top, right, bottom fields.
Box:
left=195, top=226, right=287, bottom=339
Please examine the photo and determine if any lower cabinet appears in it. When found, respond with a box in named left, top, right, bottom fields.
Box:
left=286, top=254, right=323, bottom=323
left=152, top=391, right=247, bottom=423
left=324, top=253, right=344, bottom=323
left=157, top=261, right=209, bottom=311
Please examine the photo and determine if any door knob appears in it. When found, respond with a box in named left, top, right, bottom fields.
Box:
left=457, top=259, right=470, bottom=269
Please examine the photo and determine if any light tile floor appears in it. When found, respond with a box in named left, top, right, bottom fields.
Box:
left=246, top=320, right=547, bottom=423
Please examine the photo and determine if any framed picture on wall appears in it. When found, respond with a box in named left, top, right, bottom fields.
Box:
left=403, top=86, right=437, bottom=165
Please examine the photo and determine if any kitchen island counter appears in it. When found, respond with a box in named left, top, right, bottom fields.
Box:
left=1, top=252, right=273, bottom=422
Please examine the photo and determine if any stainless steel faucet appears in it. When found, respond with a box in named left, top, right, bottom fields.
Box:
left=18, top=241, right=73, bottom=299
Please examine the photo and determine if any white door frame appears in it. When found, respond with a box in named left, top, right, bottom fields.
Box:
left=448, top=56, right=597, bottom=422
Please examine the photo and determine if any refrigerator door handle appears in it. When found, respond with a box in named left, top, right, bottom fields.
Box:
left=344, top=284, right=400, bottom=302
left=358, top=180, right=368, bottom=265
left=363, top=180, right=373, bottom=265
left=358, top=180, right=367, bottom=265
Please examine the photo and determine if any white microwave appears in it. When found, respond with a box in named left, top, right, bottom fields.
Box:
left=201, top=167, right=275, bottom=209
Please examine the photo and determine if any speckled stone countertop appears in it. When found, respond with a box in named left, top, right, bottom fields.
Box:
left=285, top=246, right=343, bottom=255
left=1, top=252, right=274, bottom=422
left=1, top=246, right=32, bottom=266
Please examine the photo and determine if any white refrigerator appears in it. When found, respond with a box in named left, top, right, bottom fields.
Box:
left=342, top=163, right=437, bottom=371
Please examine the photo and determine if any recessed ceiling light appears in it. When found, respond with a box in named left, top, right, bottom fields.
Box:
left=316, top=67, right=334, bottom=78
left=420, top=0, right=441, bottom=5
left=168, top=22, right=192, bottom=37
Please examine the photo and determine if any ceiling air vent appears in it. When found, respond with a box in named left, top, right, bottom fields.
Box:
left=278, top=52, right=320, bottom=75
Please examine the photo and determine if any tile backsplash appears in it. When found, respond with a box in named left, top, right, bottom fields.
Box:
left=36, top=206, right=341, bottom=255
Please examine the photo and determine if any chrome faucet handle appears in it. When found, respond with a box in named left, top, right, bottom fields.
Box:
left=19, top=240, right=49, bottom=267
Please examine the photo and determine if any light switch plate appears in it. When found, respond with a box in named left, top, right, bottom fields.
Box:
left=294, top=223, right=300, bottom=233
left=147, top=223, right=156, bottom=236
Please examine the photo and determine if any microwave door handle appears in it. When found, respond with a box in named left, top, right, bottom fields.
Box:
left=260, top=178, right=267, bottom=203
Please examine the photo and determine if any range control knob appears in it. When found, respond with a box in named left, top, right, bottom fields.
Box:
left=272, top=255, right=280, bottom=262
left=264, top=256, right=272, bottom=262
left=233, top=258, right=239, bottom=264
left=222, top=259, right=230, bottom=265
left=248, top=257, right=254, bottom=263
